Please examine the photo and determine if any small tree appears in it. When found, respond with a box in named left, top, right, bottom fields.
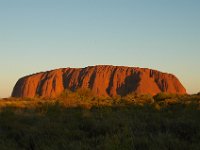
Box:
left=76, top=88, right=95, bottom=100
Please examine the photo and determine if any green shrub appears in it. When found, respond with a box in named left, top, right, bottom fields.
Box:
left=153, top=93, right=177, bottom=102
left=123, top=92, right=138, bottom=102
left=139, top=94, right=154, bottom=103
left=123, top=93, right=154, bottom=105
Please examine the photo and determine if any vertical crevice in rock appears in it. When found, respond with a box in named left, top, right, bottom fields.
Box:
left=89, top=68, right=96, bottom=89
left=106, top=67, right=118, bottom=95
left=36, top=73, right=48, bottom=97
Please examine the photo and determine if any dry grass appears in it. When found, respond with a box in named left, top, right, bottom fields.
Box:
left=0, top=91, right=200, bottom=110
left=0, top=98, right=56, bottom=109
left=0, top=92, right=200, bottom=150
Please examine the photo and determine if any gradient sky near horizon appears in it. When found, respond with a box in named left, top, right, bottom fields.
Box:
left=0, top=0, right=200, bottom=98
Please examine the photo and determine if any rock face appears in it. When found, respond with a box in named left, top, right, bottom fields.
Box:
left=12, top=65, right=186, bottom=98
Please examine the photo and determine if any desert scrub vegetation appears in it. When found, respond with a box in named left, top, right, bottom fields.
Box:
left=0, top=93, right=200, bottom=150
left=57, top=89, right=156, bottom=108
left=0, top=101, right=200, bottom=150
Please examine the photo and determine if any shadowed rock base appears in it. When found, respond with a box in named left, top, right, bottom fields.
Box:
left=12, top=65, right=186, bottom=98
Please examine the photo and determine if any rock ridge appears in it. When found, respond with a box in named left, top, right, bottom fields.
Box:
left=12, top=65, right=186, bottom=98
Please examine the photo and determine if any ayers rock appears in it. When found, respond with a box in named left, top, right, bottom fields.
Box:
left=12, top=65, right=186, bottom=98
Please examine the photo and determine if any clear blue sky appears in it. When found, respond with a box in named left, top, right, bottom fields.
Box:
left=0, top=0, right=200, bottom=98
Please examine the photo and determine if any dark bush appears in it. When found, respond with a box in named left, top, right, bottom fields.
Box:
left=153, top=92, right=177, bottom=102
